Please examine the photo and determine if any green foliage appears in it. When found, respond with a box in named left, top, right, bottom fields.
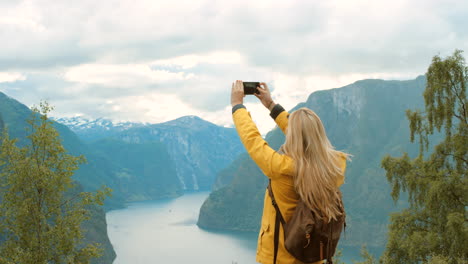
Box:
left=0, top=91, right=124, bottom=209
left=332, top=249, right=347, bottom=264
left=0, top=102, right=112, bottom=264
left=425, top=255, right=467, bottom=264
left=381, top=50, right=468, bottom=264
left=352, top=245, right=379, bottom=264
left=0, top=93, right=117, bottom=263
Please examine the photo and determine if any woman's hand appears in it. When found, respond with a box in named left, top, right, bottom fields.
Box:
left=231, top=80, right=245, bottom=107
left=255, top=82, right=276, bottom=111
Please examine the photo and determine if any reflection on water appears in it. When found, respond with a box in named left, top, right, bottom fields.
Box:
left=106, top=192, right=379, bottom=264
left=106, top=192, right=258, bottom=264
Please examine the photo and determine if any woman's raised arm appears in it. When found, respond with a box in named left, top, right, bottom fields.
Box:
left=230, top=80, right=294, bottom=179
left=255, top=82, right=289, bottom=134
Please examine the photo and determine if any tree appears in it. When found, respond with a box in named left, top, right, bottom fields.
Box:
left=0, top=102, right=111, bottom=264
left=381, top=50, right=467, bottom=263
left=332, top=248, right=348, bottom=264
left=352, top=245, right=379, bottom=264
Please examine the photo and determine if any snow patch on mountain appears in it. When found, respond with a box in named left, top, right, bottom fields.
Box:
left=54, top=116, right=144, bottom=131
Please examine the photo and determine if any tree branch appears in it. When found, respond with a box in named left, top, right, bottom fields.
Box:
left=449, top=75, right=468, bottom=124
left=439, top=150, right=468, bottom=165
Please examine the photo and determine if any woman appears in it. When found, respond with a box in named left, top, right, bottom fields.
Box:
left=230, top=80, right=349, bottom=264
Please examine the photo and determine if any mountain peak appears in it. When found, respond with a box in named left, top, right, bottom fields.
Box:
left=173, top=115, right=205, bottom=124
left=160, top=115, right=215, bottom=128
left=54, top=116, right=144, bottom=129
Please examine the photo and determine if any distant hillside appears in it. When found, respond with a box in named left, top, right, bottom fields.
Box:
left=0, top=90, right=243, bottom=263
left=117, top=116, right=245, bottom=190
left=198, top=76, right=438, bottom=252
left=64, top=115, right=245, bottom=191
left=92, top=138, right=182, bottom=202
left=0, top=92, right=135, bottom=209
left=54, top=116, right=145, bottom=142
left=0, top=92, right=116, bottom=264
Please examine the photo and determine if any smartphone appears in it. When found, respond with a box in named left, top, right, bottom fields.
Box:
left=243, top=82, right=260, bottom=95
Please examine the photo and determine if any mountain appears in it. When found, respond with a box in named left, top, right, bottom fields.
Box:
left=198, top=76, right=439, bottom=253
left=0, top=93, right=116, bottom=196
left=54, top=116, right=145, bottom=142
left=0, top=92, right=116, bottom=263
left=92, top=138, right=182, bottom=202
left=117, top=116, right=245, bottom=190
left=66, top=115, right=245, bottom=191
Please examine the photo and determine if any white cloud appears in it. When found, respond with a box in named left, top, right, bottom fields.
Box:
left=150, top=51, right=245, bottom=69
left=0, top=0, right=467, bottom=132
left=0, top=72, right=26, bottom=83
left=0, top=1, right=46, bottom=33
left=0, top=16, right=46, bottom=33
left=64, top=63, right=195, bottom=86
left=113, top=93, right=198, bottom=123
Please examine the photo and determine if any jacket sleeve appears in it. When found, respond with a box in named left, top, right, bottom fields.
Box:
left=233, top=105, right=295, bottom=179
left=270, top=104, right=289, bottom=135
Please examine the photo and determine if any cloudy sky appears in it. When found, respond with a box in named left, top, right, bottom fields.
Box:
left=0, top=0, right=467, bottom=134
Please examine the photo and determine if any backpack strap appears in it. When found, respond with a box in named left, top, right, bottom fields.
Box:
left=327, top=225, right=332, bottom=263
left=267, top=180, right=286, bottom=225
left=267, top=179, right=285, bottom=264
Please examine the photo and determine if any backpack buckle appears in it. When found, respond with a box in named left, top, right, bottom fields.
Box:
left=304, top=233, right=311, bottom=248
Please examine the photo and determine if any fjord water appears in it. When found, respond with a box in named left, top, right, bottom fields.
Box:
left=106, top=192, right=258, bottom=264
left=106, top=192, right=364, bottom=263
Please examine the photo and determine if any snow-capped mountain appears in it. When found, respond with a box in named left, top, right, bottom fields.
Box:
left=53, top=116, right=145, bottom=142
left=54, top=115, right=245, bottom=191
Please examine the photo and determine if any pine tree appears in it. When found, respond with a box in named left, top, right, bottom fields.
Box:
left=0, top=102, right=111, bottom=264
left=381, top=50, right=467, bottom=263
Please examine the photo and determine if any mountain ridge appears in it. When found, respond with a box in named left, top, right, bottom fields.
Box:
left=55, top=114, right=226, bottom=142
left=53, top=107, right=245, bottom=192
left=116, top=116, right=244, bottom=190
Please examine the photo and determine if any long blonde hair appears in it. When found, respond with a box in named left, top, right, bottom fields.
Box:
left=283, top=108, right=349, bottom=221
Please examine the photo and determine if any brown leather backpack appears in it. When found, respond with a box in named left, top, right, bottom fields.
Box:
left=267, top=180, right=346, bottom=264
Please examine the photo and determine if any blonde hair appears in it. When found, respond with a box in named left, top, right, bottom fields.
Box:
left=283, top=108, right=350, bottom=221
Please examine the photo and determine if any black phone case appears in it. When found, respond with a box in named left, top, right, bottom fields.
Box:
left=243, top=82, right=260, bottom=95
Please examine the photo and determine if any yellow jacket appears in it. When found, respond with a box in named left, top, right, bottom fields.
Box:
left=232, top=104, right=346, bottom=264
